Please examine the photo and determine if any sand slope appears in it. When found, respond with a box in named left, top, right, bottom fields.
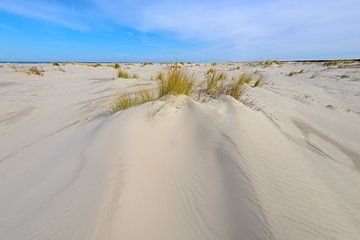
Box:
left=0, top=63, right=359, bottom=240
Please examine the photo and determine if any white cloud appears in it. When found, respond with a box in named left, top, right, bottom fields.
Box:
left=1, top=0, right=359, bottom=59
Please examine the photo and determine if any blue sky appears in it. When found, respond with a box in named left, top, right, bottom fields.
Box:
left=0, top=0, right=359, bottom=62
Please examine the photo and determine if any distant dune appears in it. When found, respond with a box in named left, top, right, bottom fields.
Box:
left=0, top=61, right=360, bottom=240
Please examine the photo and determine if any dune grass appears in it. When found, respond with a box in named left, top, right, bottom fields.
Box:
left=232, top=73, right=252, bottom=84
left=114, top=63, right=120, bottom=69
left=253, top=77, right=263, bottom=87
left=112, top=67, right=261, bottom=113
left=27, top=66, right=45, bottom=76
left=111, top=88, right=158, bottom=112
left=112, top=93, right=133, bottom=112
left=142, top=62, right=154, bottom=66
left=216, top=76, right=245, bottom=99
left=158, top=67, right=195, bottom=97
left=288, top=69, right=304, bottom=77
left=206, top=71, right=227, bottom=91
left=52, top=62, right=60, bottom=67
left=118, top=69, right=139, bottom=79
left=206, top=68, right=215, bottom=75
left=323, top=60, right=355, bottom=66
left=139, top=88, right=157, bottom=103
left=88, top=63, right=101, bottom=67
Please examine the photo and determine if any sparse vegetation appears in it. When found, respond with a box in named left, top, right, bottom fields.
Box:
left=117, top=69, right=139, bottom=79
left=206, top=68, right=216, bottom=75
left=232, top=73, right=252, bottom=84
left=288, top=69, right=304, bottom=76
left=52, top=62, right=60, bottom=67
left=111, top=88, right=158, bottom=112
left=27, top=66, right=45, bottom=76
left=112, top=93, right=133, bottom=112
left=253, top=77, right=263, bottom=87
left=114, top=63, right=120, bottom=69
left=217, top=76, right=245, bottom=99
left=139, top=88, right=157, bottom=103
left=158, top=67, right=195, bottom=97
left=88, top=63, right=102, bottom=67
left=206, top=71, right=227, bottom=91
left=323, top=60, right=355, bottom=66
left=143, top=62, right=154, bottom=66
left=112, top=67, right=261, bottom=113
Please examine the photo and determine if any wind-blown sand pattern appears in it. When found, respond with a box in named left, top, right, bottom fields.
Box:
left=0, top=62, right=360, bottom=240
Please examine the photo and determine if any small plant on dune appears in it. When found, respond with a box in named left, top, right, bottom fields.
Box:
left=288, top=69, right=304, bottom=77
left=114, top=63, right=120, bottom=69
left=88, top=63, right=101, bottom=67
left=206, top=68, right=216, bottom=75
left=112, top=93, right=133, bottom=112
left=52, top=62, right=60, bottom=67
left=253, top=77, right=263, bottom=87
left=27, top=66, right=45, bottom=76
left=232, top=73, right=252, bottom=84
left=139, top=88, right=157, bottom=103
left=158, top=67, right=195, bottom=97
left=117, top=68, right=139, bottom=79
left=323, top=60, right=355, bottom=66
left=112, top=88, right=158, bottom=112
left=142, top=62, right=153, bottom=66
left=131, top=73, right=139, bottom=79
left=206, top=71, right=227, bottom=91
left=217, top=76, right=245, bottom=99
left=118, top=68, right=130, bottom=78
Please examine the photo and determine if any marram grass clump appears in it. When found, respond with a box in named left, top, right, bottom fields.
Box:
left=158, top=67, right=195, bottom=97
left=253, top=77, right=263, bottom=87
left=118, top=69, right=139, bottom=79
left=111, top=89, right=158, bottom=112
left=111, top=68, right=262, bottom=113
left=288, top=69, right=304, bottom=77
left=206, top=71, right=227, bottom=91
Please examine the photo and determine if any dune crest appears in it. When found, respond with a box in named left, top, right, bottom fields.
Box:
left=1, top=63, right=360, bottom=240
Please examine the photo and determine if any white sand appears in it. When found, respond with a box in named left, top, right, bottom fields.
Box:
left=0, top=62, right=359, bottom=240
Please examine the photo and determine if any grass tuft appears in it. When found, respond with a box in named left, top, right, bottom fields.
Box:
left=139, top=88, right=157, bottom=103
left=206, top=71, right=227, bottom=91
left=112, top=88, right=158, bottom=112
left=288, top=69, right=304, bottom=77
left=114, top=63, right=120, bottom=69
left=117, top=69, right=139, bottom=79
left=88, top=63, right=101, bottom=67
left=111, top=93, right=133, bottom=112
left=158, top=67, right=195, bottom=97
left=232, top=73, right=252, bottom=84
left=206, top=68, right=216, bottom=75
left=253, top=77, right=263, bottom=87
left=217, top=76, right=245, bottom=99
left=27, top=66, right=45, bottom=76
left=52, top=62, right=60, bottom=67
left=142, top=62, right=154, bottom=66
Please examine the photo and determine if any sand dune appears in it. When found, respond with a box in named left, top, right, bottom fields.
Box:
left=0, top=62, right=360, bottom=239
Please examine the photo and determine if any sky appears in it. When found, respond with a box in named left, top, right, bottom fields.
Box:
left=0, top=0, right=359, bottom=62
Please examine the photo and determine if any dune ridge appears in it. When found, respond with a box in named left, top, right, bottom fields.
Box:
left=0, top=62, right=360, bottom=240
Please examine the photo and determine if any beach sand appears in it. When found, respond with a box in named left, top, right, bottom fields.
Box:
left=1, top=62, right=360, bottom=240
